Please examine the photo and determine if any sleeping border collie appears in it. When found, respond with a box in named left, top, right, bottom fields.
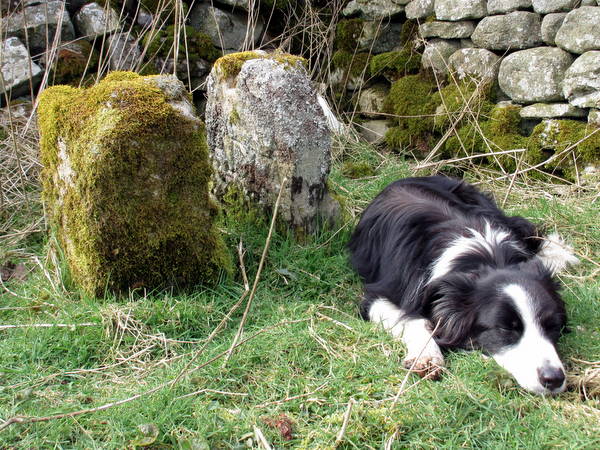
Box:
left=348, top=176, right=579, bottom=395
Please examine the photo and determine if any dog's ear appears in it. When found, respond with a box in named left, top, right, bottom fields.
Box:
left=425, top=273, right=478, bottom=348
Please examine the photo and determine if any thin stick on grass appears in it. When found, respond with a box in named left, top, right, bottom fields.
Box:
left=254, top=425, right=273, bottom=450
left=335, top=397, right=355, bottom=447
left=255, top=382, right=328, bottom=408
left=223, top=177, right=288, bottom=365
left=175, top=389, right=249, bottom=401
left=0, top=323, right=98, bottom=330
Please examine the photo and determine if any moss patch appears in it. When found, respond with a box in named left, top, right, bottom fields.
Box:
left=37, top=72, right=231, bottom=296
left=332, top=50, right=371, bottom=79
left=49, top=41, right=99, bottom=85
left=335, top=19, right=365, bottom=52
left=369, top=49, right=421, bottom=80
left=144, top=25, right=220, bottom=64
left=213, top=51, right=307, bottom=80
left=341, top=161, right=376, bottom=179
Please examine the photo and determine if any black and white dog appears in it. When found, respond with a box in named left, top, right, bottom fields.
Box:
left=348, top=176, right=579, bottom=395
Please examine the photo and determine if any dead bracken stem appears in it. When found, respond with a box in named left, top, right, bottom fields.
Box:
left=335, top=397, right=355, bottom=447
left=222, top=177, right=288, bottom=365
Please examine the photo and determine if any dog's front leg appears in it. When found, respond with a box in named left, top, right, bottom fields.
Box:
left=367, top=298, right=445, bottom=380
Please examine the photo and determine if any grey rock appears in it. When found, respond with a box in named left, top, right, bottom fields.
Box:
left=155, top=57, right=211, bottom=92
left=532, top=0, right=577, bottom=13
left=358, top=21, right=404, bottom=53
left=189, top=3, right=264, bottom=51
left=343, top=0, right=409, bottom=19
left=460, top=39, right=476, bottom=48
left=206, top=52, right=339, bottom=233
left=419, top=21, right=475, bottom=39
left=213, top=0, right=249, bottom=10
left=422, top=39, right=461, bottom=74
left=357, top=84, right=389, bottom=118
left=555, top=7, right=600, bottom=54
left=0, top=37, right=43, bottom=98
left=74, top=2, right=120, bottom=39
left=1, top=1, right=75, bottom=54
left=136, top=8, right=153, bottom=27
left=329, top=67, right=367, bottom=91
left=582, top=0, right=597, bottom=6
left=588, top=109, right=600, bottom=126
left=434, top=0, right=487, bottom=21
left=359, top=120, right=391, bottom=144
left=471, top=12, right=543, bottom=51
left=405, top=0, right=434, bottom=19
left=562, top=51, right=600, bottom=108
left=106, top=33, right=141, bottom=71
left=448, top=48, right=501, bottom=81
left=487, top=0, right=533, bottom=14
left=498, top=47, right=574, bottom=103
left=519, top=103, right=587, bottom=118
left=541, top=13, right=567, bottom=46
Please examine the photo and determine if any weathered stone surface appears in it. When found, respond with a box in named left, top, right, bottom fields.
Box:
left=343, top=0, right=408, bottom=19
left=460, top=39, right=475, bottom=48
left=562, top=51, right=600, bottom=108
left=405, top=0, right=434, bottom=19
left=589, top=109, right=600, bottom=126
left=434, top=0, right=487, bottom=21
left=155, top=57, right=211, bottom=92
left=358, top=21, right=403, bottom=53
left=0, top=38, right=43, bottom=98
left=106, top=33, right=141, bottom=71
left=582, top=0, right=597, bottom=5
left=74, top=2, right=120, bottom=39
left=532, top=0, right=577, bottom=13
left=471, top=12, right=543, bottom=51
left=359, top=120, right=391, bottom=143
left=357, top=84, right=389, bottom=118
left=555, top=7, right=600, bottom=54
left=487, top=0, right=532, bottom=14
left=419, top=21, right=475, bottom=39
left=422, top=39, right=461, bottom=74
left=206, top=52, right=339, bottom=234
left=519, top=103, right=587, bottom=119
left=189, top=3, right=264, bottom=51
left=37, top=72, right=231, bottom=296
left=541, top=13, right=567, bottom=46
left=498, top=47, right=573, bottom=103
left=2, top=0, right=75, bottom=53
left=448, top=48, right=501, bottom=81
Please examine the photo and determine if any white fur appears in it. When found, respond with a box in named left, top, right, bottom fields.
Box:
left=368, top=298, right=444, bottom=365
left=492, top=284, right=566, bottom=395
left=537, top=232, right=579, bottom=276
left=429, top=222, right=516, bottom=282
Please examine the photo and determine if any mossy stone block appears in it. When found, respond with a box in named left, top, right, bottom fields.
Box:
left=38, top=72, right=231, bottom=296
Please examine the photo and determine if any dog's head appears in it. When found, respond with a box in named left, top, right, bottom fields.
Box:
left=429, top=260, right=567, bottom=395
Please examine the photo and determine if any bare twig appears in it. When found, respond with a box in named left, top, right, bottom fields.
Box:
left=335, top=397, right=355, bottom=446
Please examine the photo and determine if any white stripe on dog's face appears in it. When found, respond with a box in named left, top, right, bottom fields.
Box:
left=491, top=284, right=566, bottom=395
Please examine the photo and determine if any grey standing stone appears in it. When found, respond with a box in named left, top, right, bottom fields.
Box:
left=1, top=0, right=75, bottom=54
left=562, top=51, right=600, bottom=108
left=106, top=33, right=141, bottom=71
left=206, top=52, right=339, bottom=234
left=422, top=39, right=461, bottom=74
left=487, top=0, right=533, bottom=14
left=74, top=2, right=120, bottom=39
left=471, top=12, right=543, bottom=51
left=419, top=21, right=475, bottom=39
left=189, top=3, right=264, bottom=51
left=358, top=21, right=404, bottom=53
left=541, top=13, right=567, bottom=46
left=498, top=47, right=573, bottom=103
left=357, top=84, right=389, bottom=118
left=532, top=0, right=577, bottom=13
left=342, top=0, right=408, bottom=19
left=519, top=103, right=587, bottom=119
left=448, top=48, right=501, bottom=81
left=405, top=0, right=434, bottom=19
left=0, top=37, right=43, bottom=98
left=434, top=0, right=487, bottom=21
left=555, top=7, right=600, bottom=54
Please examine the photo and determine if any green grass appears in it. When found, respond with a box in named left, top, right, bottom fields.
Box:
left=1, top=144, right=599, bottom=448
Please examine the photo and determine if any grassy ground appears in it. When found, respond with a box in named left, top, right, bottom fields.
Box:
left=1, top=142, right=599, bottom=448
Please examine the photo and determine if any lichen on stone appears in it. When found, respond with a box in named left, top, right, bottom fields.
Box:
left=38, top=71, right=231, bottom=296
left=212, top=51, right=307, bottom=80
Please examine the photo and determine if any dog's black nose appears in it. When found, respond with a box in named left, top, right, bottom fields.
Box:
left=537, top=366, right=565, bottom=391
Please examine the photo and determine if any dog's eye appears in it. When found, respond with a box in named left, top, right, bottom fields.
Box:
left=499, top=319, right=520, bottom=332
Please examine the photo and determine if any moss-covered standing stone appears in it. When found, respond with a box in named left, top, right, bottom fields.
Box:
left=38, top=72, right=231, bottom=296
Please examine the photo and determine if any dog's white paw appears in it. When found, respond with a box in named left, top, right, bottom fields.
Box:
left=537, top=232, right=579, bottom=275
left=403, top=354, right=445, bottom=380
